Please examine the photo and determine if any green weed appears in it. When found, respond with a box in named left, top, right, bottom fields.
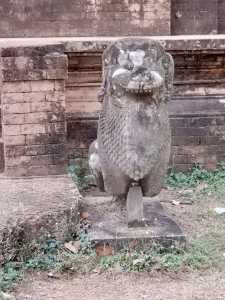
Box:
left=68, top=152, right=94, bottom=192
left=1, top=229, right=225, bottom=291
left=165, top=162, right=225, bottom=197
left=184, top=238, right=225, bottom=270
left=0, top=264, right=23, bottom=291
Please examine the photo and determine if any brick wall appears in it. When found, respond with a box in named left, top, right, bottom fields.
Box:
left=171, top=0, right=218, bottom=35
left=0, top=50, right=3, bottom=173
left=2, top=38, right=225, bottom=176
left=1, top=0, right=225, bottom=37
left=0, top=43, right=68, bottom=177
left=218, top=0, right=225, bottom=33
left=65, top=47, right=225, bottom=173
left=0, top=0, right=170, bottom=38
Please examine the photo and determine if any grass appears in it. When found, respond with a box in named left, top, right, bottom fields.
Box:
left=1, top=227, right=225, bottom=292
left=165, top=162, right=225, bottom=198
left=2, top=163, right=225, bottom=292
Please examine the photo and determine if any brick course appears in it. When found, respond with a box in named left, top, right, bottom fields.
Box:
left=0, top=0, right=225, bottom=37
left=0, top=43, right=68, bottom=177
left=0, top=0, right=170, bottom=38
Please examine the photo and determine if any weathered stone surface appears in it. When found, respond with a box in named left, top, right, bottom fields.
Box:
left=0, top=0, right=170, bottom=38
left=0, top=175, right=82, bottom=263
left=126, top=186, right=144, bottom=228
left=1, top=0, right=225, bottom=37
left=89, top=38, right=174, bottom=197
left=0, top=143, right=4, bottom=173
left=171, top=0, right=218, bottom=35
left=84, top=196, right=186, bottom=250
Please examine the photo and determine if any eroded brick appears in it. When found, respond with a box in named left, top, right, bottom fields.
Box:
left=46, top=122, right=66, bottom=133
left=49, top=164, right=68, bottom=175
left=4, top=114, right=25, bottom=125
left=30, top=80, right=55, bottom=92
left=28, top=165, right=49, bottom=176
left=5, top=145, right=25, bottom=157
left=21, top=124, right=46, bottom=135
left=2, top=81, right=31, bottom=93
left=2, top=92, right=24, bottom=104
left=24, top=112, right=48, bottom=124
left=5, top=167, right=28, bottom=177
left=4, top=135, right=25, bottom=146
left=4, top=125, right=21, bottom=136
left=3, top=103, right=30, bottom=114
left=25, top=145, right=46, bottom=156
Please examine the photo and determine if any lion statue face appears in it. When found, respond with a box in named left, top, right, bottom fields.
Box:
left=98, top=38, right=174, bottom=105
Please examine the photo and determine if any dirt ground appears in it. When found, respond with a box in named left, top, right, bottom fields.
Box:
left=15, top=270, right=225, bottom=300
left=14, top=187, right=225, bottom=300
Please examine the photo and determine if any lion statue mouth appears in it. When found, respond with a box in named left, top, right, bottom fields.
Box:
left=112, top=67, right=163, bottom=93
left=110, top=48, right=164, bottom=94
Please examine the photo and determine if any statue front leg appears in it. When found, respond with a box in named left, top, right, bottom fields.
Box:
left=89, top=141, right=105, bottom=192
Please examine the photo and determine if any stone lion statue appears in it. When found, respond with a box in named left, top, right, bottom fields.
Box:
left=89, top=38, right=174, bottom=198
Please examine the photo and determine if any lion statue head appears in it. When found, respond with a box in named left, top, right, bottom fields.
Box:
left=98, top=38, right=174, bottom=106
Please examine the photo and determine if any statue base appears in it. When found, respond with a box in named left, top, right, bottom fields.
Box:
left=84, top=196, right=186, bottom=251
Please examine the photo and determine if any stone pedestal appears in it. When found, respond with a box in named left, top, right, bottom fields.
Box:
left=84, top=196, right=186, bottom=251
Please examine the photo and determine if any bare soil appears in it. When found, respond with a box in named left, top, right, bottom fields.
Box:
left=14, top=187, right=225, bottom=300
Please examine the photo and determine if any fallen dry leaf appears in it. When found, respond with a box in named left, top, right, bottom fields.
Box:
left=80, top=212, right=90, bottom=221
left=82, top=212, right=90, bottom=219
left=95, top=245, right=114, bottom=257
left=196, top=183, right=208, bottom=193
left=64, top=240, right=81, bottom=253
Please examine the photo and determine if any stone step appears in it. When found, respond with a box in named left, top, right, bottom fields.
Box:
left=0, top=175, right=82, bottom=263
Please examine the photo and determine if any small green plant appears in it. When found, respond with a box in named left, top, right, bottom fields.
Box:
left=0, top=264, right=23, bottom=291
left=24, top=238, right=68, bottom=272
left=165, top=162, right=225, bottom=197
left=1, top=232, right=225, bottom=292
left=68, top=152, right=94, bottom=192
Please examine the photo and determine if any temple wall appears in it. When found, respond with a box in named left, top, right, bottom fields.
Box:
left=1, top=37, right=225, bottom=176
left=0, top=42, right=68, bottom=176
left=1, top=0, right=225, bottom=37
left=65, top=38, right=225, bottom=173
left=171, top=0, right=218, bottom=35
left=218, top=0, right=225, bottom=33
left=0, top=0, right=170, bottom=38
